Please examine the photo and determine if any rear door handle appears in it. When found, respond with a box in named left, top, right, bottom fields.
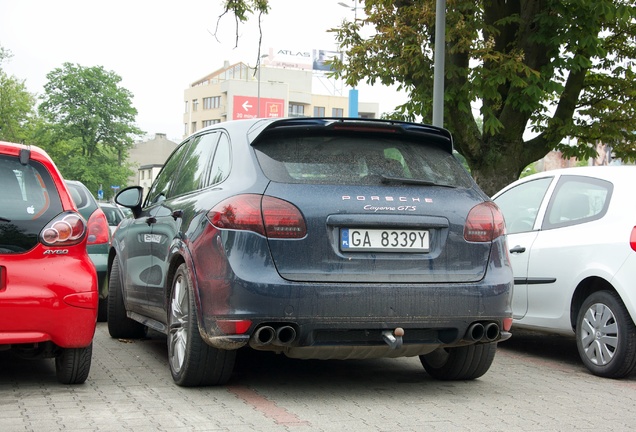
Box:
left=509, top=245, right=526, bottom=254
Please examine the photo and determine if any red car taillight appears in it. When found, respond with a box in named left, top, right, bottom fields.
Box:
left=40, top=212, right=86, bottom=246
left=464, top=201, right=506, bottom=242
left=207, top=194, right=307, bottom=239
left=630, top=227, right=636, bottom=252
left=86, top=209, right=110, bottom=245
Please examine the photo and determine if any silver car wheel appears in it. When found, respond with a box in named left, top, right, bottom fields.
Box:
left=168, top=273, right=189, bottom=374
left=579, top=302, right=618, bottom=366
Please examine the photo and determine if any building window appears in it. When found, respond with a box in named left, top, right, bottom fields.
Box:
left=191, top=121, right=197, bottom=133
left=203, top=96, right=221, bottom=110
left=202, top=119, right=220, bottom=128
left=289, top=104, right=305, bottom=117
left=192, top=99, right=199, bottom=112
left=313, top=106, right=325, bottom=117
left=184, top=123, right=188, bottom=135
left=332, top=108, right=344, bottom=117
left=184, top=101, right=189, bottom=113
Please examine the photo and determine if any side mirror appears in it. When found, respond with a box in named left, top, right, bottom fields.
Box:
left=115, top=186, right=143, bottom=218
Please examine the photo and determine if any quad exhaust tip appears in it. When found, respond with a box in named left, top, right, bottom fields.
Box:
left=465, top=321, right=500, bottom=342
left=251, top=324, right=297, bottom=347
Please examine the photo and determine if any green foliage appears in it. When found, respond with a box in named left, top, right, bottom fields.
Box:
left=215, top=0, right=271, bottom=56
left=221, top=1, right=636, bottom=194
left=328, top=0, right=636, bottom=194
left=36, top=62, right=142, bottom=193
left=0, top=47, right=37, bottom=143
left=38, top=63, right=143, bottom=158
left=520, top=162, right=538, bottom=179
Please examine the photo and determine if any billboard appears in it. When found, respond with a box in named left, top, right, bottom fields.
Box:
left=233, top=96, right=284, bottom=120
left=312, top=49, right=343, bottom=71
left=262, top=47, right=343, bottom=72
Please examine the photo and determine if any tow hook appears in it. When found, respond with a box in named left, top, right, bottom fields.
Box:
left=382, top=327, right=404, bottom=349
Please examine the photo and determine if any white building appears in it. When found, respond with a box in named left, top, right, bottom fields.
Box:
left=183, top=50, right=380, bottom=137
left=127, top=133, right=178, bottom=198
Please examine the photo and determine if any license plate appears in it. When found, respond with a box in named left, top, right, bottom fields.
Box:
left=340, top=228, right=430, bottom=252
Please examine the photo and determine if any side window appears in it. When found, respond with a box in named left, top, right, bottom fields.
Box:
left=543, top=175, right=612, bottom=230
left=207, top=132, right=231, bottom=187
left=145, top=140, right=191, bottom=206
left=494, top=177, right=553, bottom=234
left=172, top=132, right=219, bottom=196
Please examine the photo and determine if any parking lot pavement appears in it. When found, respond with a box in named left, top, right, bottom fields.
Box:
left=2, top=323, right=636, bottom=431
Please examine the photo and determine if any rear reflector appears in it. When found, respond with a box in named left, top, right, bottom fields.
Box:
left=216, top=319, right=252, bottom=335
left=502, top=317, right=513, bottom=332
left=0, top=266, right=5, bottom=292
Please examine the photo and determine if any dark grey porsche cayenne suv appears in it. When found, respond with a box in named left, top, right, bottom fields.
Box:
left=108, top=117, right=513, bottom=386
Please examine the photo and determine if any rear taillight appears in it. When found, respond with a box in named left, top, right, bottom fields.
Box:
left=86, top=209, right=110, bottom=245
left=216, top=319, right=252, bottom=335
left=207, top=194, right=307, bottom=239
left=40, top=211, right=86, bottom=246
left=464, top=201, right=506, bottom=242
left=630, top=227, right=636, bottom=252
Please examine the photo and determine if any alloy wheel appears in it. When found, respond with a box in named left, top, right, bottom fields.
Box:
left=168, top=273, right=189, bottom=374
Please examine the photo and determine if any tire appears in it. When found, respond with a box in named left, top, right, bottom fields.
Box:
left=107, top=258, right=147, bottom=339
left=167, top=263, right=236, bottom=387
left=55, top=343, right=92, bottom=384
left=420, top=343, right=497, bottom=380
left=576, top=290, right=636, bottom=378
left=97, top=296, right=108, bottom=322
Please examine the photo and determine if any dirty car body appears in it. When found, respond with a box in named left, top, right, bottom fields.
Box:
left=108, top=118, right=513, bottom=386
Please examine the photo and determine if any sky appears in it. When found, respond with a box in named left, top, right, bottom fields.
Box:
left=0, top=0, right=408, bottom=143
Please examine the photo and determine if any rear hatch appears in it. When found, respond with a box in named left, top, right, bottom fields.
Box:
left=252, top=119, right=492, bottom=284
left=0, top=154, right=64, bottom=253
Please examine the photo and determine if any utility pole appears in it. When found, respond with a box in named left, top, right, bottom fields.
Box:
left=432, top=0, right=446, bottom=127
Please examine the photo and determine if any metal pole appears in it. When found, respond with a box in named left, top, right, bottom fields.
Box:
left=257, top=62, right=261, bottom=118
left=432, top=0, right=445, bottom=127
left=257, top=54, right=268, bottom=118
left=338, top=0, right=360, bottom=117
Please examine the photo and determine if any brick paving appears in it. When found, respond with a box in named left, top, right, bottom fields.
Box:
left=1, top=323, right=635, bottom=431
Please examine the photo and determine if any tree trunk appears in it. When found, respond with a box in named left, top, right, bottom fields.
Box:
left=470, top=161, right=521, bottom=197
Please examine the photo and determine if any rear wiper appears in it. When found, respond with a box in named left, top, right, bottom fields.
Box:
left=0, top=216, right=11, bottom=222
left=380, top=175, right=456, bottom=188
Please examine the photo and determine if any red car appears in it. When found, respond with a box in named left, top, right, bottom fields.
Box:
left=0, top=141, right=97, bottom=384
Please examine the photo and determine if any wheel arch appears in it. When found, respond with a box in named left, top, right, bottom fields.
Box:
left=570, top=276, right=615, bottom=330
left=165, top=253, right=187, bottom=306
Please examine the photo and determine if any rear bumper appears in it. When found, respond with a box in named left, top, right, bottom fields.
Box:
left=196, top=274, right=513, bottom=354
left=189, top=227, right=513, bottom=357
left=0, top=297, right=97, bottom=348
left=0, top=258, right=98, bottom=349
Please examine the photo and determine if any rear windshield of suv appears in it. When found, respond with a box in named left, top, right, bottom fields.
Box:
left=0, top=155, right=63, bottom=253
left=253, top=134, right=473, bottom=188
